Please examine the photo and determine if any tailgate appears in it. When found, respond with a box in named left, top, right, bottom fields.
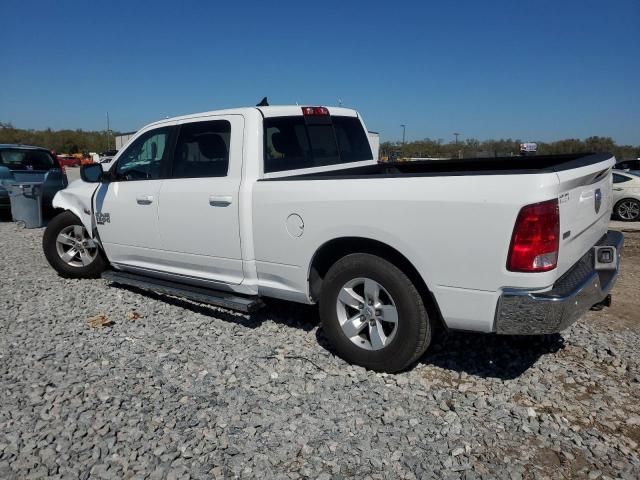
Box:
left=7, top=170, right=66, bottom=200
left=556, top=156, right=615, bottom=276
left=11, top=171, right=47, bottom=182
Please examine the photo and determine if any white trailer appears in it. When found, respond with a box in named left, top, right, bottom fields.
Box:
left=368, top=131, right=380, bottom=160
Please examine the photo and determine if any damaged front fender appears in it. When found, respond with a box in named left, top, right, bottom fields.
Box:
left=52, top=180, right=98, bottom=237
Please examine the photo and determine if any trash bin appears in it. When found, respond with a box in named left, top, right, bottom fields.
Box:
left=8, top=182, right=44, bottom=228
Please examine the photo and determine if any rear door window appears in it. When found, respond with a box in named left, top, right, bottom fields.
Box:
left=264, top=115, right=372, bottom=173
left=170, top=120, right=231, bottom=178
left=613, top=174, right=632, bottom=184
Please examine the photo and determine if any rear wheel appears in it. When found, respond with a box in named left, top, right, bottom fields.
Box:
left=319, top=253, right=432, bottom=372
left=614, top=198, right=640, bottom=221
left=43, top=211, right=108, bottom=278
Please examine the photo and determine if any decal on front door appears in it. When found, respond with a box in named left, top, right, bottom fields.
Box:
left=96, top=212, right=111, bottom=225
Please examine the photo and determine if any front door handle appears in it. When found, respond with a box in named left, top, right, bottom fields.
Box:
left=136, top=195, right=154, bottom=205
left=613, top=188, right=623, bottom=191
left=209, top=195, right=232, bottom=207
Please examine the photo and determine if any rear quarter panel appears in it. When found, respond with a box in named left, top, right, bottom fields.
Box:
left=251, top=172, right=564, bottom=331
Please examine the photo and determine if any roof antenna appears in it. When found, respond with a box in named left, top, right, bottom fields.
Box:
left=256, top=97, right=269, bottom=107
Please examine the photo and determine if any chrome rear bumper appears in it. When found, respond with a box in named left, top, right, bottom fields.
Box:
left=495, top=230, right=624, bottom=335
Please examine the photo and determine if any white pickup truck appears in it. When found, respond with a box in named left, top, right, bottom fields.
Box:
left=42, top=104, right=624, bottom=372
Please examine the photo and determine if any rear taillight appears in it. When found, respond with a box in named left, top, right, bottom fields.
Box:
left=507, top=199, right=559, bottom=272
left=302, top=106, right=329, bottom=116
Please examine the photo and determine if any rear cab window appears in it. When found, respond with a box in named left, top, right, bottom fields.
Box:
left=0, top=149, right=56, bottom=170
left=264, top=114, right=373, bottom=173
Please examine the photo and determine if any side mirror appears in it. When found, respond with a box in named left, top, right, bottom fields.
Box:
left=80, top=163, right=104, bottom=183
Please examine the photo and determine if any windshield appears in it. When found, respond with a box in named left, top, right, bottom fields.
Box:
left=0, top=149, right=56, bottom=170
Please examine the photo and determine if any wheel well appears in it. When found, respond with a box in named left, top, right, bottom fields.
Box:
left=615, top=197, right=640, bottom=206
left=309, top=237, right=444, bottom=328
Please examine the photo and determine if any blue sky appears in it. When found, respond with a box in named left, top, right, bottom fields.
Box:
left=1, top=0, right=638, bottom=144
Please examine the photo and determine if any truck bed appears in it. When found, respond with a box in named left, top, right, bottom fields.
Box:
left=264, top=152, right=611, bottom=180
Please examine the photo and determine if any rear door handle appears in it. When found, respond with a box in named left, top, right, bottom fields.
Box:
left=613, top=188, right=623, bottom=191
left=209, top=195, right=232, bottom=207
left=136, top=195, right=154, bottom=205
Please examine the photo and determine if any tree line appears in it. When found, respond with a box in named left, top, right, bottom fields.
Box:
left=0, top=122, right=119, bottom=155
left=1, top=122, right=638, bottom=160
left=381, top=136, right=639, bottom=161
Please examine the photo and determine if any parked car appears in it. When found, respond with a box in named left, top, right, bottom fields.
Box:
left=0, top=144, right=68, bottom=214
left=615, top=159, right=640, bottom=174
left=41, top=105, right=623, bottom=372
left=56, top=155, right=81, bottom=168
left=612, top=170, right=640, bottom=221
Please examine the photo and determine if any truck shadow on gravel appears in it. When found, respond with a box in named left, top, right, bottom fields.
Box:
left=417, top=331, right=565, bottom=380
left=112, top=284, right=565, bottom=380
left=315, top=326, right=564, bottom=380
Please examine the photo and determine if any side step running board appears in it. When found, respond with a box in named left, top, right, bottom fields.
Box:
left=101, top=270, right=263, bottom=313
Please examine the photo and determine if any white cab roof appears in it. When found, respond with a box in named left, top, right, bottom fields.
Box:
left=146, top=105, right=358, bottom=129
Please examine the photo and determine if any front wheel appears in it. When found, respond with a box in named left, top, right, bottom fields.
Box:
left=614, top=198, right=640, bottom=221
left=319, top=253, right=432, bottom=373
left=43, top=211, right=108, bottom=278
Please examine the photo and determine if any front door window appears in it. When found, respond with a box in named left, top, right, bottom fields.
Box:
left=114, top=128, right=171, bottom=181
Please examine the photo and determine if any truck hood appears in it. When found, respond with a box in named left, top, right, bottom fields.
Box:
left=52, top=179, right=99, bottom=237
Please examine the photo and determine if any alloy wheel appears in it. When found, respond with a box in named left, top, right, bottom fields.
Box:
left=336, top=277, right=399, bottom=350
left=617, top=200, right=640, bottom=221
left=55, top=225, right=98, bottom=267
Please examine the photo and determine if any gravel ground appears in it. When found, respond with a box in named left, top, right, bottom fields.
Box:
left=1, top=222, right=639, bottom=480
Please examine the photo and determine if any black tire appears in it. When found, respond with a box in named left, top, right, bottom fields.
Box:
left=614, top=198, right=640, bottom=221
left=319, top=253, right=432, bottom=373
left=43, top=211, right=108, bottom=278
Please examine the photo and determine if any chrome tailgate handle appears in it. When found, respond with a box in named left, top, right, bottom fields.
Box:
left=209, top=195, right=232, bottom=207
left=136, top=195, right=154, bottom=205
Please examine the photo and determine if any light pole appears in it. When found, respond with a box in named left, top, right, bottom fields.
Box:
left=400, top=124, right=406, bottom=144
left=453, top=132, right=460, bottom=145
left=106, top=112, right=111, bottom=151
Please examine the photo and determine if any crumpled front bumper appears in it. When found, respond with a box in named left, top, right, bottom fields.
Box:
left=495, top=230, right=624, bottom=335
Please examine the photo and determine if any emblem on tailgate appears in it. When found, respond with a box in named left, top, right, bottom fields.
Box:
left=594, top=188, right=602, bottom=214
